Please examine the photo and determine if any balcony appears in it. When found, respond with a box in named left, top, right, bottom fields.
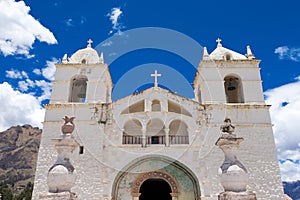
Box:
left=122, top=134, right=188, bottom=145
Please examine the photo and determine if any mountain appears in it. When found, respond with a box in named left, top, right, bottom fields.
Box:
left=0, top=125, right=41, bottom=193
left=283, top=181, right=300, bottom=200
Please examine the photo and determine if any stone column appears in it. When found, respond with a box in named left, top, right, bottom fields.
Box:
left=170, top=193, right=178, bottom=200
left=165, top=128, right=170, bottom=147
left=132, top=193, right=141, bottom=200
left=142, top=128, right=147, bottom=147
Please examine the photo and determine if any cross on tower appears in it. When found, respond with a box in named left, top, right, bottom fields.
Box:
left=87, top=39, right=93, bottom=48
left=216, top=38, right=222, bottom=47
left=151, top=70, right=161, bottom=88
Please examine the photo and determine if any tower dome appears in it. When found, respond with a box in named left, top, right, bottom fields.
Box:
left=68, top=39, right=100, bottom=64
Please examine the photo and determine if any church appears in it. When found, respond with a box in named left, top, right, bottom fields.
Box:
left=32, top=39, right=285, bottom=200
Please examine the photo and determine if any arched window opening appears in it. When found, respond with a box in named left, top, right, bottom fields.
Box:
left=225, top=53, right=231, bottom=61
left=81, top=59, right=87, bottom=64
left=123, top=119, right=142, bottom=144
left=151, top=99, right=161, bottom=111
left=169, top=120, right=189, bottom=144
left=121, top=100, right=145, bottom=114
left=224, top=76, right=244, bottom=103
left=146, top=119, right=165, bottom=145
left=69, top=75, right=88, bottom=102
left=168, top=100, right=192, bottom=117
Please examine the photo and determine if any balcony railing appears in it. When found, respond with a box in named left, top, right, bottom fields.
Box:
left=122, top=135, right=142, bottom=144
left=122, top=134, right=188, bottom=145
left=169, top=135, right=189, bottom=144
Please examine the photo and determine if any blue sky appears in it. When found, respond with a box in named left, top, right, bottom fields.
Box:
left=0, top=0, right=300, bottom=181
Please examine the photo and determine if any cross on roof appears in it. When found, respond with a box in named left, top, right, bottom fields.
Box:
left=151, top=70, right=161, bottom=88
left=87, top=39, right=93, bottom=48
left=216, top=38, right=222, bottom=47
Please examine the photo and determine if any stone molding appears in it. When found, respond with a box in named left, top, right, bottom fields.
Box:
left=132, top=170, right=179, bottom=194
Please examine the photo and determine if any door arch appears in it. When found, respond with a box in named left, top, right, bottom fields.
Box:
left=111, top=155, right=201, bottom=200
left=132, top=171, right=179, bottom=200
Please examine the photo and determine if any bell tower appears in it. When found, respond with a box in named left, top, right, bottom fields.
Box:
left=50, top=39, right=112, bottom=104
left=193, top=38, right=264, bottom=104
left=32, top=40, right=113, bottom=199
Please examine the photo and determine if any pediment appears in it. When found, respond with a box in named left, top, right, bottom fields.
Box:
left=113, top=87, right=202, bottom=118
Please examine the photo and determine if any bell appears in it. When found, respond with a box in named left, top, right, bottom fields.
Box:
left=227, top=78, right=236, bottom=91
left=77, top=81, right=87, bottom=98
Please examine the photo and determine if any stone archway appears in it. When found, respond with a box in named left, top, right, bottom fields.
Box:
left=111, top=155, right=201, bottom=200
left=132, top=171, right=179, bottom=200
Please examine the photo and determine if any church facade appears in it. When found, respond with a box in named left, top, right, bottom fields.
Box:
left=32, top=39, right=285, bottom=200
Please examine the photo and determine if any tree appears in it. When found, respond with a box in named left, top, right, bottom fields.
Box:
left=0, top=183, right=13, bottom=200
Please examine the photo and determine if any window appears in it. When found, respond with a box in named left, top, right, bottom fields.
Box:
left=151, top=100, right=161, bottom=111
left=225, top=53, right=231, bottom=61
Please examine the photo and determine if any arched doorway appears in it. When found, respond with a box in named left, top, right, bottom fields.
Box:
left=140, top=179, right=171, bottom=200
left=112, top=155, right=201, bottom=200
left=132, top=171, right=179, bottom=200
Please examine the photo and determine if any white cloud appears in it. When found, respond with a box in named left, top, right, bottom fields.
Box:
left=0, top=82, right=44, bottom=131
left=18, top=80, right=29, bottom=92
left=63, top=16, right=86, bottom=28
left=42, top=58, right=57, bottom=81
left=265, top=78, right=300, bottom=181
left=107, top=7, right=123, bottom=34
left=274, top=46, right=300, bottom=62
left=0, top=0, right=57, bottom=57
left=32, top=68, right=42, bottom=75
left=80, top=16, right=87, bottom=24
left=101, top=40, right=113, bottom=47
left=279, top=160, right=300, bottom=182
left=33, top=58, right=57, bottom=80
left=17, top=78, right=35, bottom=92
left=6, top=69, right=28, bottom=79
left=63, top=18, right=74, bottom=27
left=35, top=80, right=52, bottom=102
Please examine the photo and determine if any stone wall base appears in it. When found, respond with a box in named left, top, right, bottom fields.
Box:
left=218, top=191, right=257, bottom=200
left=39, top=192, right=78, bottom=200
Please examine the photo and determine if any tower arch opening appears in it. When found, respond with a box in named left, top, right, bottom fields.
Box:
left=69, top=75, right=88, bottom=102
left=224, top=75, right=244, bottom=103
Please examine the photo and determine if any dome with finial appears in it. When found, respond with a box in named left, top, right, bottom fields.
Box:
left=209, top=38, right=248, bottom=60
left=68, top=39, right=100, bottom=64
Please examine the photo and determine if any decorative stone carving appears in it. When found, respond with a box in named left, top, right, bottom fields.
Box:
left=61, top=116, right=75, bottom=134
left=47, top=116, right=79, bottom=195
left=216, top=119, right=256, bottom=200
left=132, top=171, right=179, bottom=194
left=220, top=118, right=235, bottom=134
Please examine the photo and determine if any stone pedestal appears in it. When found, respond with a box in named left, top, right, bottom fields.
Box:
left=218, top=191, right=257, bottom=200
left=47, top=134, right=79, bottom=193
left=39, top=192, right=78, bottom=200
left=216, top=133, right=256, bottom=200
